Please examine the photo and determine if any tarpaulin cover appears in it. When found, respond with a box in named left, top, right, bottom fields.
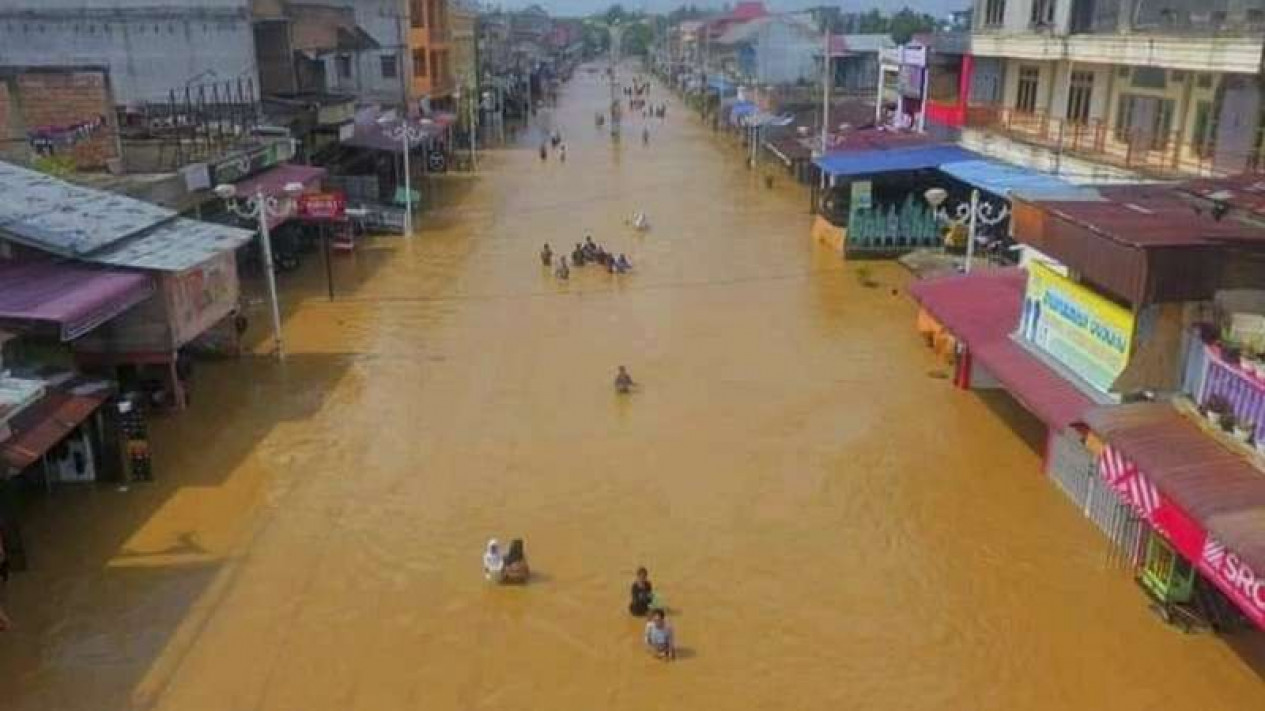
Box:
left=813, top=144, right=979, bottom=178
left=0, top=260, right=154, bottom=341
left=939, top=159, right=1105, bottom=202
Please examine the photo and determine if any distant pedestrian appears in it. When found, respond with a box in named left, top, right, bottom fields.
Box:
left=629, top=566, right=654, bottom=616
left=555, top=256, right=570, bottom=280
left=539, top=142, right=548, bottom=161
left=559, top=143, right=567, bottom=162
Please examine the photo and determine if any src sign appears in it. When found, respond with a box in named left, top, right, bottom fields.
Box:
left=297, top=192, right=346, bottom=221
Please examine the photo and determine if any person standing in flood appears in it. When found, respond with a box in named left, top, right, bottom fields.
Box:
left=629, top=566, right=654, bottom=616
left=644, top=609, right=676, bottom=660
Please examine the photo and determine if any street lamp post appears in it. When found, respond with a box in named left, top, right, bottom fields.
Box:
left=214, top=181, right=304, bottom=360
left=924, top=188, right=1010, bottom=273
left=381, top=119, right=428, bottom=238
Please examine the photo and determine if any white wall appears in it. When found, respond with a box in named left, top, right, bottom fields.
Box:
left=754, top=20, right=818, bottom=85
left=0, top=3, right=257, bottom=105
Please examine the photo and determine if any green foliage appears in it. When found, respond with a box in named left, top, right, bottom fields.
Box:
left=32, top=154, right=76, bottom=178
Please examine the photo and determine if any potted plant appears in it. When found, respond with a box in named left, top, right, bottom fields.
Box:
left=1204, top=395, right=1232, bottom=427
left=1235, top=417, right=1256, bottom=443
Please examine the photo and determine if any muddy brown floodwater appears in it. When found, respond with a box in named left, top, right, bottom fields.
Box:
left=3, top=66, right=1264, bottom=711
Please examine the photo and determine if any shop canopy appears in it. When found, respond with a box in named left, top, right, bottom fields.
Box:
left=0, top=373, right=112, bottom=477
left=813, top=144, right=979, bottom=178
left=233, top=164, right=327, bottom=230
left=938, top=159, right=1105, bottom=202
left=0, top=260, right=154, bottom=341
left=1086, top=402, right=1265, bottom=629
left=909, top=268, right=1096, bottom=431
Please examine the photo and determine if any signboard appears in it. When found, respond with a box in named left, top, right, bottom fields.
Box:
left=897, top=66, right=925, bottom=99
left=209, top=140, right=296, bottom=185
left=167, top=251, right=239, bottom=348
left=850, top=180, right=873, bottom=211
left=1019, top=261, right=1135, bottom=393
left=1100, top=446, right=1265, bottom=630
left=297, top=192, right=347, bottom=221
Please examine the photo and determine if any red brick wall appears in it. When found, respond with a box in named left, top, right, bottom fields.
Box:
left=3, top=70, right=119, bottom=170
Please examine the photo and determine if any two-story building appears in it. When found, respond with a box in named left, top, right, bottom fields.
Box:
left=966, top=0, right=1265, bottom=178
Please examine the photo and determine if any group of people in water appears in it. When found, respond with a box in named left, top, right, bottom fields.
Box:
left=483, top=544, right=676, bottom=661
left=540, top=236, right=632, bottom=280
left=539, top=130, right=566, bottom=162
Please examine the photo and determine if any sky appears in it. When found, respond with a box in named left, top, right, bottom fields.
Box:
left=495, top=0, right=972, bottom=19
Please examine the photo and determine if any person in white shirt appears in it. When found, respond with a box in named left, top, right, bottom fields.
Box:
left=483, top=539, right=505, bottom=583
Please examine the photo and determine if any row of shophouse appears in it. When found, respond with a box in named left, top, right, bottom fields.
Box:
left=0, top=1, right=585, bottom=574
left=655, top=1, right=1265, bottom=639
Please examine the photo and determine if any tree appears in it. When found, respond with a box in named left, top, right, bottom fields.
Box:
left=621, top=21, right=655, bottom=56
left=889, top=8, right=936, bottom=44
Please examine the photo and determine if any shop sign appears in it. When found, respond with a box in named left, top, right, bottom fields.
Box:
left=1019, top=261, right=1134, bottom=394
left=167, top=251, right=240, bottom=348
left=850, top=180, right=872, bottom=211
left=1100, top=446, right=1265, bottom=629
left=897, top=66, right=925, bottom=99
left=209, top=140, right=296, bottom=185
left=297, top=192, right=346, bottom=221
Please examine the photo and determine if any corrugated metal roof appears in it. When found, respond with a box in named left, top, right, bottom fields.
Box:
left=87, top=218, right=254, bottom=272
left=909, top=268, right=1095, bottom=429
left=1041, top=184, right=1265, bottom=248
left=0, top=161, right=174, bottom=257
left=0, top=160, right=255, bottom=272
left=1179, top=174, right=1265, bottom=220
left=939, top=159, right=1105, bottom=202
left=0, top=388, right=109, bottom=475
left=814, top=143, right=979, bottom=178
left=0, top=260, right=154, bottom=340
left=1086, top=402, right=1265, bottom=578
left=233, top=164, right=326, bottom=199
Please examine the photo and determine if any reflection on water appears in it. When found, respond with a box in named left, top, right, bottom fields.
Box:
left=2, top=66, right=1263, bottom=711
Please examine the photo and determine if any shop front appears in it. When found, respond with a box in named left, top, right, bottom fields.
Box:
left=1088, top=403, right=1265, bottom=631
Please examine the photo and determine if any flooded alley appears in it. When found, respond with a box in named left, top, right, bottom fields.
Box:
left=3, top=68, right=1264, bottom=711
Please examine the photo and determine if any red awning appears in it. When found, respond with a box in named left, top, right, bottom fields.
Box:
left=1088, top=402, right=1265, bottom=628
left=909, top=268, right=1094, bottom=430
left=233, top=164, right=327, bottom=230
left=0, top=260, right=154, bottom=341
left=1, top=387, right=110, bottom=475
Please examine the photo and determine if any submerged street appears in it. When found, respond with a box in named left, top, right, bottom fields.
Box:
left=3, top=67, right=1264, bottom=710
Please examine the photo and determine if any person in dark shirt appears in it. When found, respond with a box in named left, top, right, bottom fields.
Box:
left=629, top=566, right=654, bottom=616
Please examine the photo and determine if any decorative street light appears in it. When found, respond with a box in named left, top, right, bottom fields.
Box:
left=379, top=117, right=428, bottom=238
left=924, top=187, right=1010, bottom=274
left=213, top=180, right=305, bottom=360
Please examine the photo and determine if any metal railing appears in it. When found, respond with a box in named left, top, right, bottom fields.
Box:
left=964, top=106, right=1262, bottom=179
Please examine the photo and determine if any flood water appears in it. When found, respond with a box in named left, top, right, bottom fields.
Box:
left=3, top=67, right=1264, bottom=710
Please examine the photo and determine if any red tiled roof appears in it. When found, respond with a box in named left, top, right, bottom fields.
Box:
left=1086, top=402, right=1265, bottom=578
left=909, top=268, right=1094, bottom=430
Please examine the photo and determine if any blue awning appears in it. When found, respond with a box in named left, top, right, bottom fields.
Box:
left=707, top=76, right=736, bottom=94
left=812, top=144, right=980, bottom=178
left=938, top=159, right=1105, bottom=202
left=728, top=101, right=756, bottom=125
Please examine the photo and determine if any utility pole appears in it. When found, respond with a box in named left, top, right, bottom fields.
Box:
left=820, top=28, right=830, bottom=155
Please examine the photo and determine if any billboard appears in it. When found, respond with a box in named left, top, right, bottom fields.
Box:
left=1019, top=261, right=1134, bottom=393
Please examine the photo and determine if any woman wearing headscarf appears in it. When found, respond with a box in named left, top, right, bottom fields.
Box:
left=502, top=538, right=530, bottom=584
left=483, top=539, right=505, bottom=583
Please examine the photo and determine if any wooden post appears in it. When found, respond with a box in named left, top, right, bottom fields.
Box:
left=323, top=222, right=335, bottom=301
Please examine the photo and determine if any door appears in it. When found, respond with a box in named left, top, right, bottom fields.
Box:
left=1214, top=75, right=1262, bottom=174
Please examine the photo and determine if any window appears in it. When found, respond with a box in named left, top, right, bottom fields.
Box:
left=1131, top=66, right=1166, bottom=90
left=983, top=0, right=1006, bottom=26
left=1197, top=73, right=1214, bottom=89
left=380, top=54, right=397, bottom=79
left=1192, top=101, right=1217, bottom=158
left=411, top=0, right=426, bottom=27
left=1016, top=65, right=1040, bottom=113
left=336, top=54, right=352, bottom=80
left=1066, top=70, right=1094, bottom=124
left=1031, top=0, right=1055, bottom=25
left=412, top=48, right=428, bottom=77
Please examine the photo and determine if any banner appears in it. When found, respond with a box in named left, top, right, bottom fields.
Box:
left=297, top=192, right=346, bottom=221
left=1100, top=446, right=1265, bottom=630
left=1019, top=261, right=1134, bottom=393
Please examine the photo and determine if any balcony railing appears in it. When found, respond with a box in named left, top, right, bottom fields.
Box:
left=964, top=106, right=1262, bottom=179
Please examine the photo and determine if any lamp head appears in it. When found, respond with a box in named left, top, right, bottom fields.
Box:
left=214, top=184, right=237, bottom=200
left=924, top=188, right=948, bottom=208
left=283, top=182, right=304, bottom=197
